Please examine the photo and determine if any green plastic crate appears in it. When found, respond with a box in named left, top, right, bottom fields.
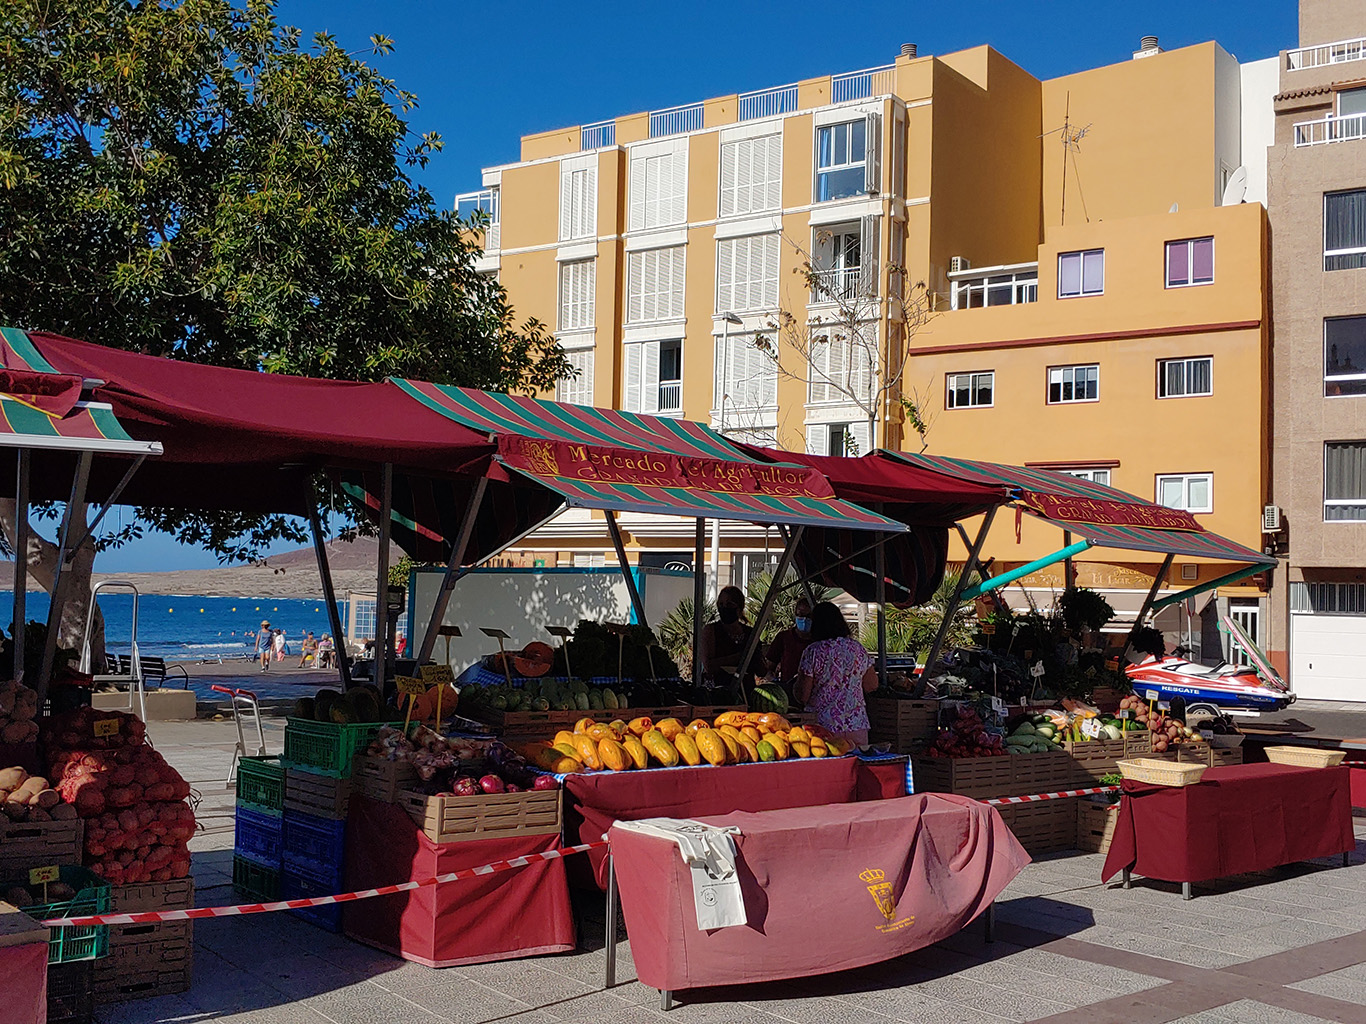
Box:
left=21, top=865, right=110, bottom=964
left=235, top=755, right=284, bottom=814
left=233, top=855, right=281, bottom=902
left=282, top=718, right=393, bottom=778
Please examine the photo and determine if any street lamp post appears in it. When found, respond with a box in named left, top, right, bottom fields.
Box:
left=712, top=312, right=743, bottom=599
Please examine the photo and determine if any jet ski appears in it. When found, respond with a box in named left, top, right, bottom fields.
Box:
left=1125, top=615, right=1294, bottom=715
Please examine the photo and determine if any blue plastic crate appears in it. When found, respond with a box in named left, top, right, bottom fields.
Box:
left=281, top=810, right=345, bottom=876
left=234, top=805, right=283, bottom=866
left=281, top=864, right=343, bottom=932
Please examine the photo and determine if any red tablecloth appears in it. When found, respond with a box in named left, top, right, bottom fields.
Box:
left=0, top=941, right=46, bottom=1024
left=610, top=794, right=1028, bottom=992
left=1102, top=763, right=1355, bottom=885
left=342, top=796, right=575, bottom=966
left=565, top=755, right=906, bottom=886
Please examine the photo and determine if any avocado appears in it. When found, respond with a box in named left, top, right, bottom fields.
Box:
left=293, top=697, right=316, bottom=721
left=314, top=689, right=340, bottom=722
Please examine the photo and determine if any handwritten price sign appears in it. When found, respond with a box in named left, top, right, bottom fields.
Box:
left=395, top=676, right=427, bottom=698
left=93, top=718, right=120, bottom=738
left=419, top=665, right=455, bottom=685
left=29, top=865, right=59, bottom=885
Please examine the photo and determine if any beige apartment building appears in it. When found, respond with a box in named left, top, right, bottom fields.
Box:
left=1267, top=0, right=1366, bottom=697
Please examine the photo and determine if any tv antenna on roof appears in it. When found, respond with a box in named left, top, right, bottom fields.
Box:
left=1041, top=92, right=1092, bottom=225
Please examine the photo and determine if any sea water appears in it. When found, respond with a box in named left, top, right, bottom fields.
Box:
left=0, top=591, right=346, bottom=663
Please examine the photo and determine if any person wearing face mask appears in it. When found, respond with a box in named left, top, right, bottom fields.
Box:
left=763, top=597, right=814, bottom=701
left=699, top=585, right=754, bottom=699
left=796, top=601, right=878, bottom=746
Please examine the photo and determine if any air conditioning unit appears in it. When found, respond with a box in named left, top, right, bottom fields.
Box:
left=948, top=255, right=971, bottom=274
left=1262, top=504, right=1282, bottom=533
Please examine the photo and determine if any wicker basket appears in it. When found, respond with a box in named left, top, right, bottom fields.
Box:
left=1263, top=746, right=1346, bottom=768
left=1116, top=758, right=1208, bottom=787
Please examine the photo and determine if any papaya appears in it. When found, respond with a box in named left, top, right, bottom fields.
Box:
left=809, top=739, right=828, bottom=758
left=714, top=729, right=741, bottom=763
left=553, top=730, right=577, bottom=748
left=673, top=732, right=702, bottom=766
left=553, top=742, right=580, bottom=760
left=627, top=717, right=654, bottom=737
left=685, top=719, right=711, bottom=736
left=608, top=719, right=628, bottom=737
left=571, top=734, right=602, bottom=769
left=573, top=717, right=596, bottom=734
left=695, top=729, right=729, bottom=767
left=550, top=755, right=584, bottom=774
left=713, top=711, right=747, bottom=728
left=718, top=724, right=744, bottom=742
left=656, top=718, right=685, bottom=741
left=791, top=741, right=811, bottom=758
left=621, top=734, right=650, bottom=770
left=788, top=726, right=811, bottom=744
left=743, top=712, right=764, bottom=726
left=765, top=733, right=790, bottom=759
left=735, top=736, right=760, bottom=764
left=598, top=738, right=631, bottom=771
left=740, top=725, right=762, bottom=744
left=586, top=724, right=616, bottom=742
left=757, top=713, right=790, bottom=733
left=756, top=740, right=778, bottom=762
left=642, top=729, right=680, bottom=767
left=825, top=738, right=846, bottom=756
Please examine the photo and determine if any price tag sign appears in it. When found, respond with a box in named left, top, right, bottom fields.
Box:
left=1145, top=689, right=1160, bottom=702
left=395, top=676, right=427, bottom=698
left=1030, top=662, right=1046, bottom=678
left=981, top=622, right=996, bottom=636
left=1081, top=718, right=1103, bottom=739
left=1084, top=665, right=1097, bottom=677
left=28, top=865, right=59, bottom=885
left=93, top=718, right=120, bottom=738
left=990, top=696, right=1005, bottom=715
left=1118, top=709, right=1134, bottom=720
left=1157, top=701, right=1171, bottom=712
left=419, top=664, right=455, bottom=685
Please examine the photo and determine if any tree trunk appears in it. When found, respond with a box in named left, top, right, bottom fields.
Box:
left=0, top=498, right=106, bottom=674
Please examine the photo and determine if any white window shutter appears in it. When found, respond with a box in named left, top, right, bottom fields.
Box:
left=889, top=220, right=905, bottom=298
left=864, top=111, right=882, bottom=195
left=761, top=134, right=782, bottom=211
left=806, top=424, right=827, bottom=456
left=861, top=215, right=881, bottom=295
left=669, top=142, right=688, bottom=226
left=627, top=252, right=644, bottom=322
left=891, top=107, right=906, bottom=199
left=713, top=335, right=725, bottom=409
left=642, top=341, right=661, bottom=413
left=716, top=238, right=734, bottom=314
left=761, top=233, right=779, bottom=309
left=667, top=246, right=685, bottom=318
left=623, top=343, right=643, bottom=412
left=559, top=167, right=574, bottom=242
left=849, top=419, right=872, bottom=456
left=719, top=142, right=737, bottom=219
left=629, top=155, right=646, bottom=232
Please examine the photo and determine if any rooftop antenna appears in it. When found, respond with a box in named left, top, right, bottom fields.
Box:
left=1041, top=92, right=1092, bottom=226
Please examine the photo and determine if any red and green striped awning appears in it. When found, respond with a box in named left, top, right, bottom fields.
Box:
left=0, top=329, right=161, bottom=457
left=889, top=451, right=1275, bottom=568
left=389, top=380, right=905, bottom=533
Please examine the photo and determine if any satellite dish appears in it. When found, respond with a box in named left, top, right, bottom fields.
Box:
left=1221, top=166, right=1248, bottom=206
left=1169, top=202, right=1180, bottom=213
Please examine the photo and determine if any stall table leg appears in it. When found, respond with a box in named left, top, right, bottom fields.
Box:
left=661, top=990, right=673, bottom=1012
left=1345, top=851, right=1352, bottom=868
left=984, top=902, right=995, bottom=943
left=1182, top=881, right=1193, bottom=901
left=1122, top=868, right=1131, bottom=889
left=604, top=852, right=618, bottom=989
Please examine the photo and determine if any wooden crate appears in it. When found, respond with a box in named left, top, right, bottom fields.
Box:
left=623, top=705, right=692, bottom=723
left=912, top=756, right=1016, bottom=800
left=353, top=755, right=419, bottom=803
left=106, top=879, right=192, bottom=913
left=94, top=922, right=192, bottom=1003
left=398, top=787, right=562, bottom=844
left=1061, top=738, right=1130, bottom=783
left=103, top=920, right=192, bottom=958
left=284, top=767, right=352, bottom=820
left=1010, top=751, right=1074, bottom=795
left=1211, top=747, right=1244, bottom=768
left=687, top=705, right=743, bottom=722
left=0, top=817, right=84, bottom=874
left=866, top=697, right=937, bottom=753
left=473, top=707, right=569, bottom=734
left=1075, top=798, right=1119, bottom=854
left=998, top=799, right=1076, bottom=855
left=93, top=957, right=192, bottom=1003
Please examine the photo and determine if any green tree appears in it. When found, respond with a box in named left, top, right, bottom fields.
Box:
left=0, top=0, right=567, bottom=665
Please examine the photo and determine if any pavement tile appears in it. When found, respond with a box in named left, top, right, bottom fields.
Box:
left=1290, top=966, right=1366, bottom=1005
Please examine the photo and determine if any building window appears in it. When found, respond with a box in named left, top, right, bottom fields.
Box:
left=1340, top=87, right=1366, bottom=117
left=716, top=234, right=779, bottom=313
left=626, top=246, right=685, bottom=323
left=1047, top=364, right=1099, bottom=404
left=1060, top=468, right=1111, bottom=485
left=629, top=141, right=687, bottom=232
left=719, top=134, right=782, bottom=218
left=622, top=339, right=683, bottom=414
left=572, top=553, right=606, bottom=568
left=811, top=227, right=863, bottom=303
left=951, top=265, right=1039, bottom=309
left=559, top=158, right=596, bottom=241
left=1157, top=356, right=1213, bottom=398
left=1324, top=190, right=1366, bottom=271
left=1166, top=237, right=1214, bottom=288
left=556, top=347, right=594, bottom=406
left=558, top=260, right=595, bottom=332
left=946, top=371, right=994, bottom=409
left=1058, top=249, right=1104, bottom=298
left=1156, top=473, right=1213, bottom=514
left=806, top=420, right=869, bottom=457
left=816, top=119, right=866, bottom=202
left=808, top=333, right=873, bottom=405
left=1325, top=441, right=1366, bottom=520
left=714, top=334, right=777, bottom=415
left=1325, top=316, right=1366, bottom=396
left=829, top=424, right=853, bottom=457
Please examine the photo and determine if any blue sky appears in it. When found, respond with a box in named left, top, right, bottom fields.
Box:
left=95, top=0, right=1296, bottom=572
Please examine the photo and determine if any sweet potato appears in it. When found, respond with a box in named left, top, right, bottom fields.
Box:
left=10, top=778, right=45, bottom=804
left=0, top=767, right=26, bottom=791
left=34, top=789, right=59, bottom=810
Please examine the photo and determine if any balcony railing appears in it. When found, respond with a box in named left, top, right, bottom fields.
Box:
left=650, top=102, right=704, bottom=138
left=949, top=263, right=1040, bottom=309
left=580, top=120, right=616, bottom=150
left=1287, top=36, right=1366, bottom=70
left=657, top=380, right=682, bottom=411
left=1294, top=112, right=1366, bottom=146
left=739, top=83, right=799, bottom=121
left=810, top=267, right=864, bottom=304
left=831, top=64, right=895, bottom=104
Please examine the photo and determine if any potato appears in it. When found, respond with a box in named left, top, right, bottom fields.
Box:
left=49, top=803, right=78, bottom=821
left=47, top=882, right=75, bottom=901
left=4, top=885, right=33, bottom=908
left=34, top=789, right=60, bottom=810
left=0, top=767, right=26, bottom=791
left=10, top=778, right=46, bottom=804
left=27, top=806, right=49, bottom=822
left=1, top=801, right=28, bottom=821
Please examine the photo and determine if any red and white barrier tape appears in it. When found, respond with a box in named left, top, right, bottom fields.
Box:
left=40, top=841, right=606, bottom=928
left=984, top=785, right=1119, bottom=806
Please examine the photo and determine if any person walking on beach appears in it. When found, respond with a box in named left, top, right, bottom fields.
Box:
left=273, top=628, right=286, bottom=662
left=257, top=621, right=272, bottom=671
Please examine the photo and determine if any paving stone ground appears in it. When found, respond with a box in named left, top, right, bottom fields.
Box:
left=93, top=713, right=1366, bottom=1024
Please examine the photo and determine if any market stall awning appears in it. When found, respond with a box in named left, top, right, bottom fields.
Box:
left=387, top=381, right=907, bottom=533
left=888, top=451, right=1276, bottom=569
left=0, top=365, right=161, bottom=457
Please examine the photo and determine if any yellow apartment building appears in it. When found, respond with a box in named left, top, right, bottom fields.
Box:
left=457, top=35, right=1279, bottom=652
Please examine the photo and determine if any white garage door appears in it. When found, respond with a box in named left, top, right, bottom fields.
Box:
left=1291, top=613, right=1366, bottom=702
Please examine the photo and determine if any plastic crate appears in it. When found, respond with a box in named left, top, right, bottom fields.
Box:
left=235, top=755, right=284, bottom=814
left=19, top=865, right=110, bottom=964
left=281, top=810, right=346, bottom=876
left=282, top=717, right=393, bottom=778
left=46, top=960, right=94, bottom=1024
left=233, top=805, right=283, bottom=866
left=281, top=864, right=343, bottom=932
left=233, top=855, right=281, bottom=902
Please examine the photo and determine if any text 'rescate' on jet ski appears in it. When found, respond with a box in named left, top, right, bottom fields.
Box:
left=1124, top=615, right=1294, bottom=716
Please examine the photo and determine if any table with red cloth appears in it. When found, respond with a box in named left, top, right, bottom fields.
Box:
left=1101, top=763, right=1354, bottom=890
left=563, top=754, right=908, bottom=887
left=0, top=904, right=47, bottom=1024
left=608, top=793, right=1028, bottom=995
left=342, top=795, right=575, bottom=967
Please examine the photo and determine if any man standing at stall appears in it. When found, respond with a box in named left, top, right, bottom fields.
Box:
left=764, top=597, right=814, bottom=701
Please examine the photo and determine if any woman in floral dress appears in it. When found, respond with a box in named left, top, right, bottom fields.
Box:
left=795, top=602, right=878, bottom=745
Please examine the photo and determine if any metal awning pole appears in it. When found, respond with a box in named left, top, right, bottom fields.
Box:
left=778, top=534, right=886, bottom=594
left=693, top=519, right=705, bottom=689
left=1063, top=530, right=1076, bottom=590
left=735, top=525, right=805, bottom=704
left=1125, top=553, right=1174, bottom=649
left=37, top=451, right=92, bottom=705
left=66, top=454, right=147, bottom=554
left=606, top=511, right=648, bottom=629
left=373, top=463, right=393, bottom=693
left=417, top=478, right=489, bottom=664
left=12, top=449, right=28, bottom=684
left=309, top=505, right=352, bottom=689
left=961, top=538, right=1093, bottom=601
left=921, top=506, right=998, bottom=680
left=1151, top=563, right=1265, bottom=611
left=875, top=531, right=888, bottom=689
left=777, top=523, right=817, bottom=603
